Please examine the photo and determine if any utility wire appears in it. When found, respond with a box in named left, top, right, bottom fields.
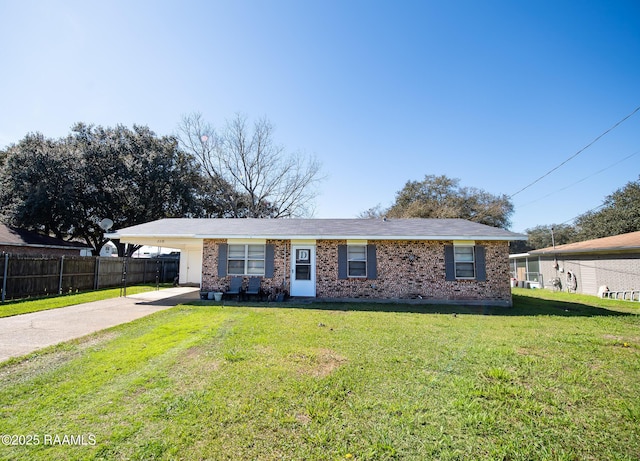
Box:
left=559, top=202, right=606, bottom=226
left=509, top=105, right=640, bottom=198
left=519, top=201, right=606, bottom=232
left=516, top=149, right=640, bottom=208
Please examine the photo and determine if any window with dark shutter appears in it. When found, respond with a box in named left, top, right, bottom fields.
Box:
left=454, top=246, right=475, bottom=279
left=347, top=245, right=367, bottom=277
left=227, top=244, right=266, bottom=276
left=337, top=244, right=377, bottom=279
left=445, top=244, right=487, bottom=281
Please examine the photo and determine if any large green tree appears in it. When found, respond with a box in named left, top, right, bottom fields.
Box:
left=0, top=124, right=204, bottom=255
left=574, top=176, right=640, bottom=240
left=509, top=223, right=578, bottom=253
left=371, top=174, right=514, bottom=228
left=0, top=133, right=84, bottom=240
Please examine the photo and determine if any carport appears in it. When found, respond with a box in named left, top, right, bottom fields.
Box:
left=106, top=232, right=203, bottom=287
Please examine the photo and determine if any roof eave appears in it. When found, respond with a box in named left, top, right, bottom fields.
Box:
left=531, top=246, right=640, bottom=255
left=105, top=232, right=197, bottom=239
left=0, top=242, right=92, bottom=250
left=109, top=233, right=524, bottom=241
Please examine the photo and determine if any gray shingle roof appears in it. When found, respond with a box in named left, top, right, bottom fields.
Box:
left=0, top=223, right=91, bottom=249
left=108, top=218, right=525, bottom=241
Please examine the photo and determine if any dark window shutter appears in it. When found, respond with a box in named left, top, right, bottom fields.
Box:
left=444, top=245, right=455, bottom=281
left=337, top=245, right=347, bottom=279
left=264, top=244, right=275, bottom=278
left=217, top=243, right=228, bottom=277
left=366, top=244, right=377, bottom=279
left=475, top=245, right=486, bottom=281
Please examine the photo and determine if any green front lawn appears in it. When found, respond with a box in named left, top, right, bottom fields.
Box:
left=0, top=285, right=172, bottom=318
left=0, top=290, right=638, bottom=460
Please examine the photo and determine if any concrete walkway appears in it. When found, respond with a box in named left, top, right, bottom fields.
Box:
left=0, top=287, right=200, bottom=363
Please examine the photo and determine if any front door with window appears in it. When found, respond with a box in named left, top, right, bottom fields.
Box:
left=290, top=245, right=316, bottom=297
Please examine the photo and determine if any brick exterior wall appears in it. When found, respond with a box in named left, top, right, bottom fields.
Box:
left=202, top=239, right=225, bottom=292
left=316, top=240, right=511, bottom=304
left=202, top=238, right=512, bottom=305
left=202, top=239, right=291, bottom=294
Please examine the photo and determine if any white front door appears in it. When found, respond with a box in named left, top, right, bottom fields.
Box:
left=290, top=245, right=316, bottom=297
left=180, top=247, right=202, bottom=286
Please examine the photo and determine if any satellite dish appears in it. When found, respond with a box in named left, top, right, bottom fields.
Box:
left=99, top=218, right=114, bottom=231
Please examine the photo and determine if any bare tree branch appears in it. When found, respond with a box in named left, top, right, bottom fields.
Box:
left=178, top=112, right=324, bottom=218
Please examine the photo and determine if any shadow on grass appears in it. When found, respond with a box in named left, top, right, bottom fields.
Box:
left=186, top=295, right=637, bottom=317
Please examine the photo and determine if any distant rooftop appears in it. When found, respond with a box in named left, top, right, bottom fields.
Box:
left=530, top=231, right=640, bottom=255
left=0, top=223, right=91, bottom=250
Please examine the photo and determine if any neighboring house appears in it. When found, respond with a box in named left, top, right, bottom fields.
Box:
left=511, top=231, right=640, bottom=296
left=81, top=241, right=117, bottom=257
left=107, top=218, right=525, bottom=306
left=0, top=223, right=91, bottom=256
left=509, top=252, right=543, bottom=288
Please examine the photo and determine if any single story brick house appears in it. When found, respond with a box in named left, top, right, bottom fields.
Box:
left=513, top=231, right=640, bottom=296
left=107, top=218, right=525, bottom=306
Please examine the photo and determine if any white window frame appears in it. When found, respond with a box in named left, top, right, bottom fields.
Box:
left=454, top=245, right=475, bottom=279
left=227, top=244, right=265, bottom=276
left=347, top=245, right=367, bottom=278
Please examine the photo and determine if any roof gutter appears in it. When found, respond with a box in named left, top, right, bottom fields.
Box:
left=531, top=246, right=640, bottom=255
left=107, top=233, right=525, bottom=241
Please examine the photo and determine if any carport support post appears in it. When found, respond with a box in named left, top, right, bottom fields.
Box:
left=120, top=256, right=128, bottom=297
left=155, top=259, right=160, bottom=291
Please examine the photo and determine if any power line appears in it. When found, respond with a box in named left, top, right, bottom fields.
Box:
left=509, top=105, right=640, bottom=198
left=516, top=149, right=640, bottom=208
left=519, top=201, right=607, bottom=232
left=559, top=202, right=607, bottom=226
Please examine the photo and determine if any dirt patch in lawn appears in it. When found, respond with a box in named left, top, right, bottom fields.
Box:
left=290, top=348, right=347, bottom=378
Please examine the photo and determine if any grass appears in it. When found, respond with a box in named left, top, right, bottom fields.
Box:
left=511, top=287, right=640, bottom=312
left=0, top=289, right=638, bottom=460
left=0, top=284, right=172, bottom=318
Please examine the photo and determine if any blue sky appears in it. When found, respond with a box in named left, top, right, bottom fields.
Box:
left=1, top=0, right=638, bottom=233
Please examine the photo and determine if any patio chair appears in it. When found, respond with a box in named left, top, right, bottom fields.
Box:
left=245, top=277, right=262, bottom=301
left=224, top=276, right=243, bottom=300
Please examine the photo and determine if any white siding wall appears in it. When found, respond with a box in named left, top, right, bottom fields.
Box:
left=538, top=253, right=640, bottom=294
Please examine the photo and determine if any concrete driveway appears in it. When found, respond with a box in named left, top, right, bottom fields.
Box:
left=0, top=287, right=200, bottom=363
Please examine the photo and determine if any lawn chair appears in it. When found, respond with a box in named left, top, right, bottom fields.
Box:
left=224, top=276, right=243, bottom=300
left=245, top=277, right=262, bottom=301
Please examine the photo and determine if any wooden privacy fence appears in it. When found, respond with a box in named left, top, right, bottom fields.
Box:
left=0, top=254, right=179, bottom=302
